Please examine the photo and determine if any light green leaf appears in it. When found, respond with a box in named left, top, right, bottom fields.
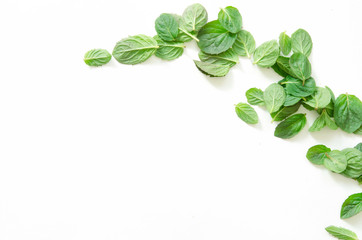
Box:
left=325, top=226, right=359, bottom=240
left=341, top=148, right=362, bottom=179
left=197, top=20, right=237, bottom=54
left=291, top=28, right=313, bottom=57
left=198, top=49, right=239, bottom=67
left=235, top=103, right=258, bottom=124
left=154, top=36, right=184, bottom=60
left=306, top=144, right=331, bottom=165
left=276, top=56, right=297, bottom=78
left=341, top=192, right=362, bottom=219
left=172, top=14, right=196, bottom=43
left=274, top=113, right=307, bottom=139
left=253, top=40, right=279, bottom=68
left=112, top=34, right=158, bottom=65
left=155, top=13, right=179, bottom=42
left=309, top=110, right=338, bottom=132
left=84, top=49, right=112, bottom=67
left=355, top=143, right=362, bottom=152
left=279, top=31, right=292, bottom=55
left=304, top=87, right=332, bottom=110
left=232, top=30, right=255, bottom=58
left=218, top=6, right=242, bottom=33
left=194, top=60, right=230, bottom=77
left=283, top=76, right=316, bottom=98
left=246, top=88, right=264, bottom=106
left=182, top=3, right=208, bottom=33
left=323, top=150, right=347, bottom=173
left=264, top=83, right=286, bottom=113
left=289, top=53, right=311, bottom=82
left=284, top=94, right=301, bottom=106
left=334, top=94, right=362, bottom=133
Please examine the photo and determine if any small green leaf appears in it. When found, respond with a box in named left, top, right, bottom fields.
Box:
left=341, top=148, right=362, bottom=179
left=198, top=49, right=239, bottom=67
left=274, top=113, right=306, bottom=139
left=283, top=76, right=316, bottom=98
left=304, top=87, right=332, bottom=110
left=232, top=30, right=255, bottom=57
left=355, top=143, right=362, bottom=152
left=218, top=6, right=242, bottom=33
left=276, top=56, right=297, bottom=78
left=340, top=192, right=362, bottom=219
left=154, top=36, right=184, bottom=60
left=323, top=150, right=347, bottom=173
left=306, top=144, right=331, bottom=165
left=245, top=88, right=264, bottom=106
left=289, top=53, right=311, bottom=82
left=194, top=60, right=230, bottom=77
left=264, top=83, right=286, bottom=113
left=284, top=94, right=301, bottom=106
left=253, top=40, right=279, bottom=68
left=112, top=34, right=158, bottom=65
left=155, top=13, right=179, bottom=42
left=271, top=102, right=301, bottom=122
left=271, top=63, right=288, bottom=77
left=291, top=28, right=313, bottom=57
left=182, top=3, right=208, bottom=33
left=197, top=20, right=237, bottom=54
left=334, top=94, right=362, bottom=133
left=279, top=32, right=292, bottom=55
left=235, top=103, right=258, bottom=124
left=325, top=226, right=359, bottom=240
left=84, top=49, right=112, bottom=66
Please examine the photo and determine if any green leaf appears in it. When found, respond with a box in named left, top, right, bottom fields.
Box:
left=271, top=102, right=301, bottom=122
left=309, top=110, right=338, bottom=132
left=283, top=76, right=316, bottom=98
left=182, top=3, right=208, bottom=33
left=341, top=148, right=362, bottom=179
left=272, top=63, right=288, bottom=77
left=193, top=60, right=230, bottom=77
left=355, top=126, right=362, bottom=135
left=284, top=94, right=301, bottom=106
left=154, top=36, right=184, bottom=60
left=325, top=226, right=359, bottom=240
left=304, top=87, right=332, bottom=110
left=274, top=113, right=307, bottom=139
left=341, top=193, right=362, bottom=219
left=263, top=83, right=286, bottom=113
left=197, top=20, right=237, bottom=54
left=112, top=34, right=158, bottom=65
left=235, top=103, right=258, bottom=124
left=253, top=40, right=279, bottom=68
left=172, top=14, right=195, bottom=43
left=291, top=28, right=313, bottom=57
left=306, top=144, right=331, bottom=165
left=323, top=150, right=347, bottom=173
left=289, top=53, right=311, bottom=82
left=218, top=6, right=242, bottom=33
left=84, top=49, right=112, bottom=66
left=279, top=32, right=292, bottom=55
left=198, top=49, right=239, bottom=67
left=245, top=88, right=264, bottom=106
left=155, top=13, right=179, bottom=42
left=334, top=94, right=362, bottom=133
left=355, top=143, right=362, bottom=152
left=232, top=30, right=255, bottom=58
left=276, top=56, right=297, bottom=78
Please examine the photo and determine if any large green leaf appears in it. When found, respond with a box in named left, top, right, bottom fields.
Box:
left=112, top=34, right=158, bottom=65
left=155, top=13, right=179, bottom=42
left=253, top=40, right=279, bottom=68
left=198, top=49, right=239, bottom=67
left=323, top=150, right=347, bottom=173
left=194, top=60, right=230, bottom=77
left=306, top=144, right=331, bottom=165
left=304, top=87, right=332, bottom=110
left=325, top=226, right=359, bottom=240
left=341, top=148, right=362, bottom=179
left=154, top=36, right=184, bottom=60
left=197, top=20, right=237, bottom=54
left=271, top=102, right=301, bottom=122
left=289, top=53, right=311, bottom=82
left=283, top=76, right=316, bottom=98
left=334, top=94, right=362, bottom=133
left=182, top=3, right=208, bottom=33
left=263, top=83, right=286, bottom=113
left=274, top=113, right=306, bottom=139
left=218, top=6, right=242, bottom=33
left=291, top=28, right=313, bottom=57
left=232, top=30, right=255, bottom=58
left=341, top=192, right=362, bottom=219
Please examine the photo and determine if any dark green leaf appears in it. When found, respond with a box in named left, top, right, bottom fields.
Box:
left=304, top=87, right=332, bottom=110
left=289, top=53, right=311, bottom=82
left=323, top=150, right=347, bottom=173
left=182, top=3, right=208, bottom=32
left=284, top=94, right=301, bottom=106
left=306, top=144, right=331, bottom=165
left=232, top=30, right=255, bottom=57
left=253, top=40, right=279, bottom=68
left=264, top=83, right=286, bottom=113
left=355, top=143, right=362, bottom=152
left=194, top=60, right=230, bottom=77
left=334, top=94, right=362, bottom=133
left=198, top=49, right=239, bottom=67
left=284, top=76, right=316, bottom=98
left=355, top=126, right=362, bottom=135
left=279, top=31, right=292, bottom=55
left=340, top=192, right=362, bottom=219
left=197, top=20, right=237, bottom=54
left=276, top=56, right=297, bottom=77
left=325, top=226, right=359, bottom=240
left=154, top=36, right=184, bottom=60
left=341, top=148, right=362, bottom=179
left=274, top=113, right=307, bottom=139
left=113, top=34, right=158, bottom=65
left=155, top=13, right=179, bottom=42
left=271, top=102, right=301, bottom=122
left=272, top=63, right=288, bottom=77
left=235, top=103, right=258, bottom=124
left=84, top=49, right=112, bottom=66
left=245, top=88, right=264, bottom=106
left=218, top=6, right=242, bottom=33
left=291, top=28, right=313, bottom=57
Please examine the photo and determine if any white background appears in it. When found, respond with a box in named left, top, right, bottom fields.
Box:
left=0, top=0, right=361, bottom=239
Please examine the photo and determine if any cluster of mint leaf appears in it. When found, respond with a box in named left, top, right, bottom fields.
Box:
left=307, top=143, right=362, bottom=184
left=84, top=3, right=362, bottom=239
